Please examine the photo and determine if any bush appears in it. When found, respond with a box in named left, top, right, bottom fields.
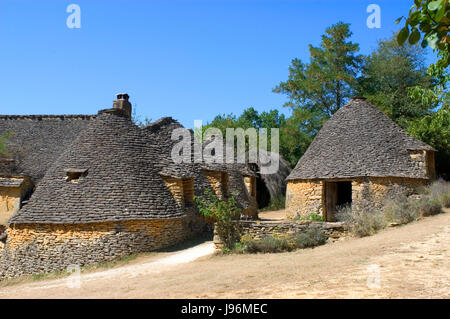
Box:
left=411, top=198, right=442, bottom=217
left=195, top=189, right=241, bottom=249
left=244, top=236, right=291, bottom=254
left=427, top=180, right=450, bottom=208
left=383, top=196, right=419, bottom=225
left=337, top=206, right=386, bottom=237
left=291, top=225, right=327, bottom=248
left=383, top=194, right=443, bottom=224
left=239, top=225, right=328, bottom=254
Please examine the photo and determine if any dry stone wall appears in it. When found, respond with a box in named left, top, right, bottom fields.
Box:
left=352, top=177, right=427, bottom=212
left=285, top=180, right=323, bottom=218
left=213, top=220, right=347, bottom=251
left=204, top=171, right=227, bottom=199
left=0, top=217, right=199, bottom=279
left=285, top=177, right=428, bottom=219
left=0, top=177, right=33, bottom=226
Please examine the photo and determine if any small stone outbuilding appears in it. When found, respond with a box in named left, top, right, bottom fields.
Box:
left=285, top=97, right=436, bottom=221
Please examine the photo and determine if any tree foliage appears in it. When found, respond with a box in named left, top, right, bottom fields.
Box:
left=273, top=22, right=362, bottom=165
left=194, top=189, right=241, bottom=249
left=396, top=0, right=449, bottom=59
left=358, top=36, right=435, bottom=127
left=273, top=22, right=362, bottom=122
left=408, top=104, right=450, bottom=179
left=396, top=0, right=449, bottom=110
left=203, top=107, right=291, bottom=161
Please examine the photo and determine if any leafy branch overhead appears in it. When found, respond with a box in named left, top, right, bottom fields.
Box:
left=396, top=0, right=449, bottom=65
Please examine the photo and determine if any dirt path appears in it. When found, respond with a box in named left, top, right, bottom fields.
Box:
left=0, top=211, right=449, bottom=298
left=258, top=210, right=287, bottom=221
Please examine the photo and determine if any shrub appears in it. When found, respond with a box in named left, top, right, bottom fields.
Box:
left=427, top=180, right=450, bottom=208
left=384, top=194, right=443, bottom=223
left=195, top=189, right=241, bottom=249
left=337, top=205, right=386, bottom=237
left=383, top=196, right=419, bottom=225
left=240, top=225, right=327, bottom=254
left=293, top=213, right=324, bottom=221
left=244, top=236, right=291, bottom=254
left=291, top=225, right=327, bottom=248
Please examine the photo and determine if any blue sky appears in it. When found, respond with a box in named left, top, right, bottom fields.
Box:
left=0, top=0, right=433, bottom=128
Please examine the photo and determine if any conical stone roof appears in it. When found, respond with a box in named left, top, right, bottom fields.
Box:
left=10, top=111, right=185, bottom=224
left=287, top=98, right=434, bottom=181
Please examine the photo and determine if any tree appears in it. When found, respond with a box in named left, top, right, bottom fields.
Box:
left=396, top=0, right=449, bottom=62
left=195, top=189, right=241, bottom=250
left=273, top=22, right=362, bottom=164
left=358, top=36, right=435, bottom=127
left=396, top=0, right=449, bottom=179
left=203, top=107, right=287, bottom=158
left=408, top=104, right=450, bottom=179
left=396, top=0, right=449, bottom=106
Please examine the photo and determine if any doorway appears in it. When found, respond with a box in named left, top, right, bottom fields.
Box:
left=324, top=181, right=352, bottom=221
left=256, top=176, right=270, bottom=209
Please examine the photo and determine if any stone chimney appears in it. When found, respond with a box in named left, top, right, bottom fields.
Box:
left=113, top=93, right=132, bottom=118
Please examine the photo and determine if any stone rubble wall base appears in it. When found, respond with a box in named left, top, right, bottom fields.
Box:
left=213, top=220, right=348, bottom=251
left=286, top=177, right=428, bottom=219
left=0, top=216, right=203, bottom=280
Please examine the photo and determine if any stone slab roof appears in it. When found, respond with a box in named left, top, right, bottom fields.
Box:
left=287, top=98, right=434, bottom=181
left=8, top=111, right=258, bottom=224
left=10, top=112, right=186, bottom=224
left=0, top=115, right=95, bottom=183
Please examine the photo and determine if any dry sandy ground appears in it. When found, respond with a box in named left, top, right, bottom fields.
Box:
left=0, top=211, right=449, bottom=298
left=258, top=210, right=287, bottom=220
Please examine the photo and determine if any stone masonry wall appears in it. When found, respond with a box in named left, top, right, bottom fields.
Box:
left=0, top=217, right=198, bottom=279
left=0, top=187, right=21, bottom=226
left=286, top=177, right=427, bottom=219
left=285, top=180, right=323, bottom=218
left=162, top=176, right=185, bottom=206
left=0, top=177, right=33, bottom=226
left=352, top=177, right=427, bottom=212
left=213, top=220, right=347, bottom=251
left=204, top=171, right=226, bottom=198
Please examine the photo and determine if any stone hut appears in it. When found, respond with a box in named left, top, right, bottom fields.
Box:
left=285, top=97, right=436, bottom=221
left=0, top=94, right=257, bottom=278
left=0, top=113, right=94, bottom=228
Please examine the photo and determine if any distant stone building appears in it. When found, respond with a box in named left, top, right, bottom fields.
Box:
left=285, top=97, right=436, bottom=221
left=0, top=94, right=257, bottom=278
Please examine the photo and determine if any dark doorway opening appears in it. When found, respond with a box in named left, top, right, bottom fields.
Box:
left=336, top=181, right=352, bottom=208
left=256, top=176, right=270, bottom=209
left=324, top=181, right=352, bottom=221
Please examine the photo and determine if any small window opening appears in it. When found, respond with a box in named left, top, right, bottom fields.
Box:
left=65, top=169, right=88, bottom=183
